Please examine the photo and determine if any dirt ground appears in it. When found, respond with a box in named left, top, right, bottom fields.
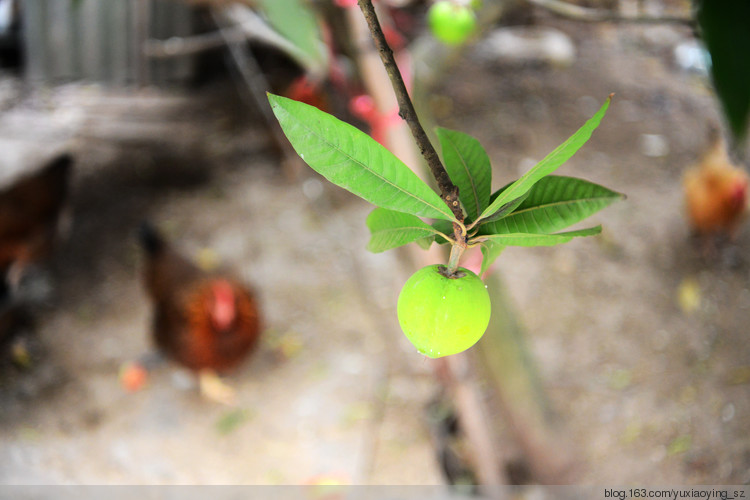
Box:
left=0, top=89, right=445, bottom=484
left=1, top=13, right=749, bottom=487
left=435, top=18, right=750, bottom=484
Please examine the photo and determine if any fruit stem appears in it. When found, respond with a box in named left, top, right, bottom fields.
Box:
left=465, top=217, right=481, bottom=232
left=455, top=220, right=467, bottom=236
left=446, top=241, right=467, bottom=275
left=435, top=231, right=456, bottom=245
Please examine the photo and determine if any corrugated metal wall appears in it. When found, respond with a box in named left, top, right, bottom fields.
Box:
left=22, top=0, right=194, bottom=86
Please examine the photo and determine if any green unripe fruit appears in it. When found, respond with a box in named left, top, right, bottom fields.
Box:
left=427, top=1, right=478, bottom=46
left=397, top=265, right=491, bottom=358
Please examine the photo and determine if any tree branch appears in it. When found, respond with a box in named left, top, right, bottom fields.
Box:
left=356, top=0, right=463, bottom=224
left=527, top=0, right=695, bottom=26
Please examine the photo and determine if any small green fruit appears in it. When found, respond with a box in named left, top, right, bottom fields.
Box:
left=397, top=265, right=491, bottom=358
left=427, top=1, right=478, bottom=46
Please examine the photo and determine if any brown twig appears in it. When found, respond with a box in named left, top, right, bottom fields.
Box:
left=356, top=0, right=463, bottom=225
left=210, top=7, right=302, bottom=179
left=527, top=0, right=695, bottom=26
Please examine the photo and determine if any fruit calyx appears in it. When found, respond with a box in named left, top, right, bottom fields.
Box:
left=437, top=265, right=466, bottom=280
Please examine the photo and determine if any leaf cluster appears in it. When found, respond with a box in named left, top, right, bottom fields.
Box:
left=268, top=93, right=623, bottom=274
left=694, top=0, right=750, bottom=145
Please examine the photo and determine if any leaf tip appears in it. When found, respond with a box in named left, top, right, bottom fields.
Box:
left=267, top=92, right=280, bottom=107
left=608, top=92, right=615, bottom=100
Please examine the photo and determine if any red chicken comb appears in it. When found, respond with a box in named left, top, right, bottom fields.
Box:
left=210, top=280, right=237, bottom=331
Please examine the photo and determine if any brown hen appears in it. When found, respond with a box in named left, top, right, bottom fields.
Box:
left=0, top=154, right=72, bottom=290
left=684, top=132, right=749, bottom=245
left=127, top=222, right=261, bottom=404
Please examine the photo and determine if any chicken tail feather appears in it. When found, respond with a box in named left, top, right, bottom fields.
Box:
left=46, top=153, right=73, bottom=177
left=138, top=221, right=165, bottom=256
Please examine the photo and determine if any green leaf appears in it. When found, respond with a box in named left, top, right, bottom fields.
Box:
left=667, top=435, right=692, bottom=456
left=366, top=208, right=443, bottom=253
left=479, top=176, right=624, bottom=235
left=433, top=219, right=455, bottom=245
left=269, top=94, right=456, bottom=221
left=481, top=189, right=530, bottom=224
left=415, top=236, right=434, bottom=250
left=475, top=226, right=601, bottom=247
left=436, top=127, right=492, bottom=221
left=215, top=408, right=254, bottom=436
left=476, top=95, right=612, bottom=223
left=480, top=242, right=505, bottom=276
left=695, top=0, right=750, bottom=143
left=256, top=0, right=328, bottom=75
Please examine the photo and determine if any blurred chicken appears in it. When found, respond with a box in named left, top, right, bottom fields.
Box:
left=0, top=279, right=25, bottom=362
left=123, top=222, right=261, bottom=405
left=0, top=153, right=72, bottom=293
left=684, top=131, right=749, bottom=248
